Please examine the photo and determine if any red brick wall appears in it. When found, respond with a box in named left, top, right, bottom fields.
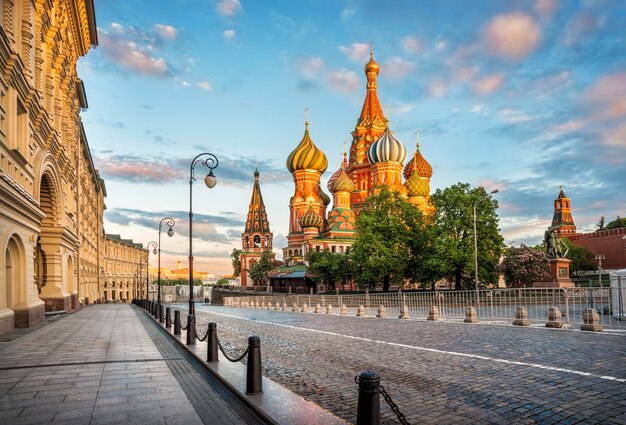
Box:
left=567, top=228, right=626, bottom=270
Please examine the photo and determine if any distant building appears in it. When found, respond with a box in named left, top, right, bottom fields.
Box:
left=103, top=235, right=147, bottom=302
left=551, top=188, right=626, bottom=270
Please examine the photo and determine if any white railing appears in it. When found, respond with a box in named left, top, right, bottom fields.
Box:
left=223, top=285, right=626, bottom=330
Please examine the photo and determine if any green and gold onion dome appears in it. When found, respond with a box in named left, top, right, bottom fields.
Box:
left=367, top=121, right=407, bottom=164
left=328, top=167, right=354, bottom=193
left=287, top=121, right=328, bottom=174
left=404, top=168, right=431, bottom=198
left=299, top=205, right=324, bottom=229
left=403, top=144, right=432, bottom=179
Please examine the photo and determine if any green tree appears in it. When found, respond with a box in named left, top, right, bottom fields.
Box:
left=430, top=183, right=504, bottom=290
left=231, top=248, right=242, bottom=278
left=562, top=238, right=596, bottom=277
left=215, top=278, right=229, bottom=286
left=352, top=188, right=427, bottom=291
left=306, top=250, right=352, bottom=290
left=606, top=216, right=626, bottom=230
left=248, top=251, right=274, bottom=286
left=497, top=246, right=550, bottom=288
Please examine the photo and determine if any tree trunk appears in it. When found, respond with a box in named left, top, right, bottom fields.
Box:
left=454, top=268, right=462, bottom=290
left=383, top=275, right=390, bottom=292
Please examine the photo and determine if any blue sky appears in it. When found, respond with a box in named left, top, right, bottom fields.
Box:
left=78, top=0, right=626, bottom=275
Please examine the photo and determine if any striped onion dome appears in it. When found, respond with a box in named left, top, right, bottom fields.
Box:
left=319, top=185, right=331, bottom=206
left=299, top=206, right=323, bottom=229
left=403, top=144, right=432, bottom=179
left=367, top=123, right=407, bottom=165
left=327, top=152, right=349, bottom=191
left=287, top=121, right=328, bottom=174
left=404, top=169, right=430, bottom=197
left=328, top=167, right=354, bottom=193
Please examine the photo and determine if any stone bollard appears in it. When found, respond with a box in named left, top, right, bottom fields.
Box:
left=376, top=305, right=387, bottom=318
left=165, top=307, right=172, bottom=328
left=399, top=305, right=410, bottom=319
left=159, top=304, right=164, bottom=323
left=174, top=310, right=181, bottom=335
left=292, top=303, right=298, bottom=312
left=341, top=304, right=349, bottom=316
left=186, top=314, right=196, bottom=345
left=315, top=304, right=322, bottom=314
left=428, top=305, right=440, bottom=321
left=546, top=306, right=564, bottom=328
left=246, top=336, right=263, bottom=394
left=302, top=303, right=309, bottom=313
left=327, top=304, right=333, bottom=314
left=261, top=301, right=266, bottom=309
left=283, top=302, right=288, bottom=311
left=255, top=300, right=260, bottom=309
left=357, top=305, right=366, bottom=317
left=275, top=302, right=280, bottom=311
left=513, top=306, right=530, bottom=326
left=356, top=370, right=381, bottom=425
left=207, top=322, right=218, bottom=362
left=464, top=306, right=478, bottom=323
left=581, top=308, right=602, bottom=332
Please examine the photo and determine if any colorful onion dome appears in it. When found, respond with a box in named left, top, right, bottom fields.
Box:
left=404, top=169, right=431, bottom=198
left=286, top=121, right=328, bottom=174
left=403, top=143, right=432, bottom=179
left=326, top=207, right=357, bottom=232
left=327, top=151, right=349, bottom=191
left=319, top=185, right=331, bottom=206
left=367, top=122, right=407, bottom=164
left=299, top=205, right=323, bottom=229
left=329, top=168, right=354, bottom=193
left=364, top=51, right=380, bottom=75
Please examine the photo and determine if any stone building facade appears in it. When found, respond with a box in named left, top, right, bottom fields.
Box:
left=103, top=234, right=147, bottom=303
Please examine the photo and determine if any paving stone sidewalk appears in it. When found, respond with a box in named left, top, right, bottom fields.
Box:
left=0, top=304, right=266, bottom=425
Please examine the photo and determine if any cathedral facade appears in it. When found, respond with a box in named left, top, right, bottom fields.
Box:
left=282, top=53, right=434, bottom=268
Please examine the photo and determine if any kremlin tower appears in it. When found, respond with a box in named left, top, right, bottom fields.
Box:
left=240, top=169, right=274, bottom=287
left=551, top=186, right=576, bottom=236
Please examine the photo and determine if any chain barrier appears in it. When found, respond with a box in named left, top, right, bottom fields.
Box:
left=196, top=324, right=210, bottom=342
left=180, top=317, right=188, bottom=331
left=378, top=384, right=409, bottom=425
left=217, top=337, right=249, bottom=362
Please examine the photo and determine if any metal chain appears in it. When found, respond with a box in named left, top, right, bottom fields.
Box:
left=180, top=318, right=188, bottom=331
left=378, top=384, right=410, bottom=425
left=196, top=325, right=209, bottom=342
left=216, top=338, right=248, bottom=362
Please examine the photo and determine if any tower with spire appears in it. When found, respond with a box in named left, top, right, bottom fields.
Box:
left=240, top=169, right=274, bottom=287
left=551, top=186, right=576, bottom=236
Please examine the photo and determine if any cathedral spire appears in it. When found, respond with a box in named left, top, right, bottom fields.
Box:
left=358, top=51, right=385, bottom=126
left=244, top=169, right=270, bottom=234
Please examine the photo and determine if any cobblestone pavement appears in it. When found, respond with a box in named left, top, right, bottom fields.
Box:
left=0, top=304, right=265, bottom=425
left=180, top=304, right=626, bottom=425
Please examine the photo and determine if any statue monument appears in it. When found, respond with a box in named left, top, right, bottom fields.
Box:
left=533, top=225, right=575, bottom=288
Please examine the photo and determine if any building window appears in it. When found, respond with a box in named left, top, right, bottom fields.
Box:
left=331, top=246, right=336, bottom=253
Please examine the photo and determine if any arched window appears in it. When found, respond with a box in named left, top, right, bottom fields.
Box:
left=254, top=235, right=261, bottom=247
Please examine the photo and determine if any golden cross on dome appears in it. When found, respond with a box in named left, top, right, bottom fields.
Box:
left=415, top=129, right=421, bottom=148
left=385, top=104, right=390, bottom=121
left=305, top=106, right=309, bottom=122
left=343, top=140, right=348, bottom=154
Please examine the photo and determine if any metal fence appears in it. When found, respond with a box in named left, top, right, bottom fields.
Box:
left=224, top=285, right=626, bottom=329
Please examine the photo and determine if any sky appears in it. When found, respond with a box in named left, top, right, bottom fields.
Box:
left=78, top=0, right=626, bottom=276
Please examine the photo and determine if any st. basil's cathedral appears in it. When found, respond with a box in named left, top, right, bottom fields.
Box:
left=239, top=53, right=435, bottom=289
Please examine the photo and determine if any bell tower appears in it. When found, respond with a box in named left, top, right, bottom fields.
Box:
left=240, top=169, right=274, bottom=287
left=551, top=186, right=576, bottom=236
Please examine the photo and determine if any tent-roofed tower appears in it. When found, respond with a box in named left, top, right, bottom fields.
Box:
left=551, top=186, right=576, bottom=236
left=348, top=52, right=387, bottom=213
left=240, top=169, right=274, bottom=287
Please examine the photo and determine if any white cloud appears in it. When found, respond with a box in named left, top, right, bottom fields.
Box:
left=223, top=29, right=236, bottom=40
left=98, top=28, right=170, bottom=76
left=535, top=0, right=559, bottom=19
left=340, top=8, right=356, bottom=20
left=327, top=69, right=359, bottom=93
left=339, top=43, right=370, bottom=61
left=382, top=56, right=416, bottom=80
left=295, top=56, right=325, bottom=78
left=470, top=104, right=484, bottom=114
left=427, top=79, right=449, bottom=98
left=154, top=24, right=177, bottom=40
left=483, top=12, right=541, bottom=60
left=197, top=81, right=213, bottom=91
left=216, top=0, right=242, bottom=17
left=402, top=35, right=421, bottom=54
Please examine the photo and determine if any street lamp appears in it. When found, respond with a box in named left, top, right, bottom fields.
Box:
left=473, top=189, right=499, bottom=305
left=158, top=218, right=176, bottom=309
left=188, top=153, right=219, bottom=316
left=595, top=254, right=605, bottom=287
left=147, top=241, right=158, bottom=300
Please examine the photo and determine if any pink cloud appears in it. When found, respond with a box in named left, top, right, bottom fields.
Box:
left=483, top=12, right=541, bottom=60
left=584, top=71, right=626, bottom=122
left=339, top=43, right=370, bottom=61
left=294, top=56, right=325, bottom=78
left=154, top=24, right=177, bottom=40
left=599, top=123, right=626, bottom=147
left=216, top=0, right=242, bottom=17
left=96, top=155, right=183, bottom=182
left=402, top=35, right=422, bottom=54
left=98, top=29, right=170, bottom=76
left=382, top=56, right=416, bottom=80
left=326, top=69, right=359, bottom=93
left=549, top=120, right=583, bottom=135
left=473, top=74, right=504, bottom=95
left=533, top=71, right=573, bottom=93
left=427, top=79, right=449, bottom=98
left=535, top=0, right=559, bottom=19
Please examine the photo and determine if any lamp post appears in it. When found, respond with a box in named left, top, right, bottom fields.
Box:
left=188, top=153, right=218, bottom=316
left=147, top=241, right=158, bottom=300
left=158, top=218, right=175, bottom=307
left=595, top=254, right=605, bottom=287
left=473, top=189, right=499, bottom=305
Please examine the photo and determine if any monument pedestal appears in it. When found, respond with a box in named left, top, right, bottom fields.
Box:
left=533, top=257, right=575, bottom=288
